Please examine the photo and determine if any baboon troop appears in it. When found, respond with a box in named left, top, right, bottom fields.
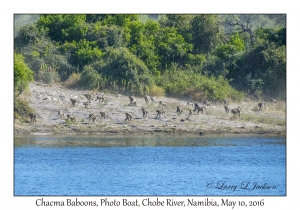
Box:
left=129, top=96, right=137, bottom=106
left=159, top=101, right=167, bottom=107
left=193, top=103, right=206, bottom=114
left=156, top=110, right=166, bottom=119
left=231, top=106, right=242, bottom=117
left=125, top=113, right=132, bottom=123
left=224, top=105, right=230, bottom=113
left=70, top=98, right=79, bottom=106
left=141, top=108, right=148, bottom=118
left=176, top=106, right=183, bottom=115
left=258, top=102, right=267, bottom=111
left=29, top=113, right=36, bottom=123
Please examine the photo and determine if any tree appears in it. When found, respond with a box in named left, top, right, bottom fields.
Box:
left=191, top=15, right=221, bottom=54
left=14, top=52, right=34, bottom=97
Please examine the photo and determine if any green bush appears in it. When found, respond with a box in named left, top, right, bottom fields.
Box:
left=79, top=66, right=101, bottom=89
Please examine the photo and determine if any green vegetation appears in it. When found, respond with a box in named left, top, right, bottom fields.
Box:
left=14, top=14, right=286, bottom=101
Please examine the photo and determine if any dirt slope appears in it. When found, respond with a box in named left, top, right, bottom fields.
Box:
left=14, top=82, right=286, bottom=136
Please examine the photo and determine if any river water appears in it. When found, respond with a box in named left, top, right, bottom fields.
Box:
left=14, top=134, right=286, bottom=196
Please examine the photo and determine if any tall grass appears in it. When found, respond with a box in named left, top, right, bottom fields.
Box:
left=156, top=70, right=244, bottom=102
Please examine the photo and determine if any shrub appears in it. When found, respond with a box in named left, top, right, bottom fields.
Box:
left=149, top=85, right=165, bottom=97
left=64, top=73, right=81, bottom=88
left=79, top=66, right=101, bottom=89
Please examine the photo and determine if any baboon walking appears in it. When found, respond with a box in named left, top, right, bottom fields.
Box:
left=144, top=95, right=151, bottom=104
left=258, top=102, right=267, bottom=111
left=87, top=113, right=99, bottom=123
left=176, top=106, right=183, bottom=115
left=29, top=113, right=36, bottom=123
left=70, top=98, right=79, bottom=106
left=125, top=113, right=132, bottom=124
left=84, top=93, right=93, bottom=102
left=66, top=114, right=77, bottom=122
left=141, top=108, right=148, bottom=118
left=95, top=95, right=107, bottom=103
left=99, top=111, right=107, bottom=119
left=83, top=102, right=90, bottom=109
left=231, top=106, right=242, bottom=117
left=129, top=96, right=137, bottom=106
left=58, top=110, right=65, bottom=118
left=193, top=103, right=206, bottom=114
left=156, top=110, right=166, bottom=119
left=224, top=105, right=230, bottom=113
left=186, top=102, right=194, bottom=108
left=159, top=101, right=167, bottom=107
left=271, top=98, right=278, bottom=103
left=203, top=100, right=211, bottom=107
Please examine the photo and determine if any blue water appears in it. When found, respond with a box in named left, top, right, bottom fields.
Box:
left=14, top=135, right=286, bottom=196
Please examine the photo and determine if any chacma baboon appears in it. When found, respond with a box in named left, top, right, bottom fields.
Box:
left=231, top=106, right=242, bottom=117
left=203, top=100, right=211, bottom=107
left=176, top=106, right=183, bottom=115
left=144, top=95, right=151, bottom=104
left=271, top=98, right=278, bottom=103
left=66, top=114, right=77, bottom=122
left=70, top=98, right=79, bottom=106
left=141, top=108, right=148, bottom=118
left=186, top=102, right=194, bottom=108
left=125, top=113, right=132, bottom=123
left=58, top=110, right=65, bottom=118
left=159, top=101, right=167, bottom=107
left=83, top=102, right=90, bottom=109
left=150, top=96, right=156, bottom=102
left=224, top=105, right=230, bottom=113
left=129, top=96, right=137, bottom=106
left=156, top=110, right=166, bottom=119
left=258, top=102, right=267, bottom=111
left=29, top=113, right=36, bottom=123
left=99, top=111, right=107, bottom=119
left=223, top=99, right=230, bottom=105
left=87, top=113, right=99, bottom=123
left=95, top=95, right=107, bottom=103
left=193, top=103, right=206, bottom=114
left=84, top=93, right=93, bottom=102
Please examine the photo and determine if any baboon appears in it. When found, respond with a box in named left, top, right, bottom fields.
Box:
left=70, top=98, right=79, bottom=106
left=231, top=106, right=242, bottom=117
left=66, top=114, right=77, bottom=122
left=84, top=93, right=93, bottom=102
left=83, top=102, right=90, bottom=109
left=176, top=106, right=183, bottom=115
left=58, top=110, right=65, bottom=118
left=87, top=113, right=99, bottom=123
left=141, top=108, right=148, bottom=118
left=193, top=103, right=206, bottom=114
left=188, top=109, right=193, bottom=117
left=203, top=100, right=211, bottom=107
left=159, top=101, right=167, bottom=107
left=224, top=105, right=230, bottom=113
left=129, top=96, right=137, bottom=106
left=144, top=95, right=151, bottom=104
left=156, top=110, right=166, bottom=119
left=99, top=111, right=107, bottom=119
left=223, top=99, right=230, bottom=105
left=125, top=113, right=132, bottom=124
left=29, top=113, right=36, bottom=123
left=258, top=102, right=267, bottom=111
left=150, top=96, right=156, bottom=102
left=186, top=102, right=194, bottom=108
left=271, top=98, right=278, bottom=103
left=95, top=95, right=107, bottom=103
